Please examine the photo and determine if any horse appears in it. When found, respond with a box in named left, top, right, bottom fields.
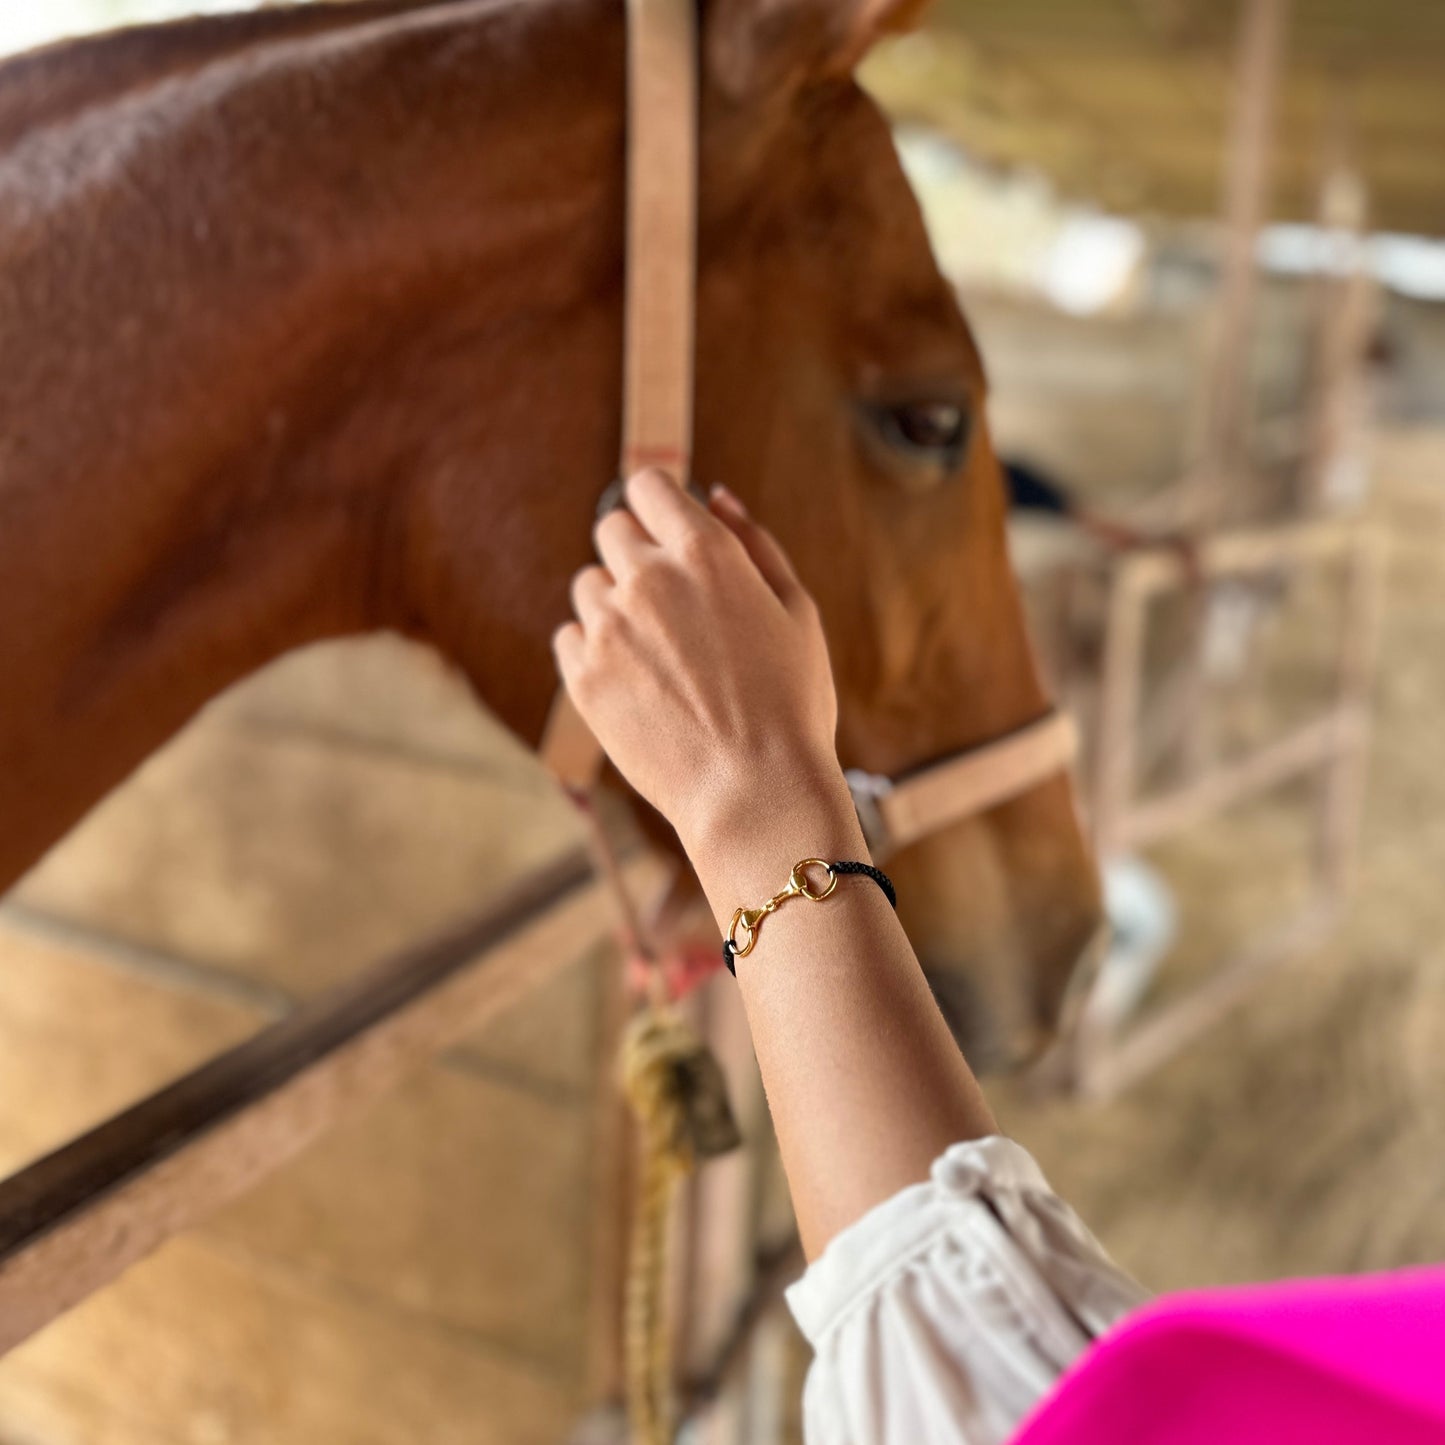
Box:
left=0, top=0, right=1100, bottom=1071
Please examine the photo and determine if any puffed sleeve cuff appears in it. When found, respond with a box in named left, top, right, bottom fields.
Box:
left=785, top=1136, right=1149, bottom=1445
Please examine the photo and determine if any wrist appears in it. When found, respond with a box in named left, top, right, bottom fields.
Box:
left=678, top=753, right=869, bottom=926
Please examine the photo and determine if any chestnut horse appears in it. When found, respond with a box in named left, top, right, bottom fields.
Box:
left=0, top=0, right=1099, bottom=1069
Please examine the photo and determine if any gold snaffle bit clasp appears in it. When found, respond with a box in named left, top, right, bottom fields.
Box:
left=726, top=858, right=838, bottom=960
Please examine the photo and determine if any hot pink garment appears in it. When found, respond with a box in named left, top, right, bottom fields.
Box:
left=1012, top=1266, right=1445, bottom=1445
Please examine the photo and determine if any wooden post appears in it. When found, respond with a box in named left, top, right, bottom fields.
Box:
left=1302, top=88, right=1376, bottom=513
left=1318, top=533, right=1386, bottom=895
left=1193, top=0, right=1291, bottom=524
left=1177, top=0, right=1292, bottom=780
left=1090, top=561, right=1146, bottom=855
left=679, top=977, right=765, bottom=1445
left=582, top=937, right=636, bottom=1408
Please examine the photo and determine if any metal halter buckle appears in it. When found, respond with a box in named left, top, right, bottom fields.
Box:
left=844, top=768, right=895, bottom=859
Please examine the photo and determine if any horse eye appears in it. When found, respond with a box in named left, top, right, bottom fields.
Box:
left=874, top=401, right=971, bottom=467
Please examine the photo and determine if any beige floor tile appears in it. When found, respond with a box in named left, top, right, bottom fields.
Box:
left=0, top=925, right=260, bottom=1171
left=210, top=636, right=535, bottom=777
left=207, top=1063, right=594, bottom=1369
left=453, top=942, right=604, bottom=1097
left=14, top=722, right=581, bottom=999
left=0, top=1239, right=575, bottom=1445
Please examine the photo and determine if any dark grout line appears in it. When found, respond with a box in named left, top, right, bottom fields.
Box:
left=439, top=1046, right=592, bottom=1112
left=0, top=903, right=593, bottom=1111
left=196, top=1232, right=584, bottom=1389
left=0, top=902, right=296, bottom=1018
left=224, top=711, right=560, bottom=796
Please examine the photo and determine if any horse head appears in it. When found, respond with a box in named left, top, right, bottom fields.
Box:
left=0, top=0, right=1099, bottom=1066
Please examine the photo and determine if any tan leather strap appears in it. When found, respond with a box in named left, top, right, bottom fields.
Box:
left=618, top=0, right=698, bottom=480
left=846, top=711, right=1079, bottom=859
left=540, top=0, right=699, bottom=789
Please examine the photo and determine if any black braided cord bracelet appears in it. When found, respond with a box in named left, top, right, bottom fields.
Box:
left=722, top=859, right=897, bottom=977
left=828, top=859, right=898, bottom=907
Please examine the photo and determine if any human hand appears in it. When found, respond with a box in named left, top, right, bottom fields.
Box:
left=552, top=470, right=844, bottom=861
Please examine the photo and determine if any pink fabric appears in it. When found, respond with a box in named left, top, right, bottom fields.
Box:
left=1012, top=1266, right=1445, bottom=1445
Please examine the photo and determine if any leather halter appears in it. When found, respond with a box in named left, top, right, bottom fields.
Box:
left=539, top=0, right=1074, bottom=843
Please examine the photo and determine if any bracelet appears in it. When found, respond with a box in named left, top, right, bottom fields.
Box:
left=722, top=858, right=897, bottom=976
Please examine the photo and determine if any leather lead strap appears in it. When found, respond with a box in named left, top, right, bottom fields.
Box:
left=540, top=0, right=699, bottom=790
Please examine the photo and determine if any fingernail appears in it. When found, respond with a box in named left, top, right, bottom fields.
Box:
left=711, top=483, right=748, bottom=516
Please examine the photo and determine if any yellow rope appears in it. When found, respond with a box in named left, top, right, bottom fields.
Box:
left=619, top=1009, right=707, bottom=1445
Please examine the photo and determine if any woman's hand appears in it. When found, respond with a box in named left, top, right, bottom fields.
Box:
left=551, top=469, right=843, bottom=861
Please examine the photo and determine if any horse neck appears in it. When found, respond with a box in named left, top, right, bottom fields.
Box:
left=0, top=1, right=453, bottom=149
left=0, top=0, right=623, bottom=889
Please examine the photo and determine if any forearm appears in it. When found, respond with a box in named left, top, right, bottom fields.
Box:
left=551, top=472, right=995, bottom=1259
left=682, top=761, right=997, bottom=1260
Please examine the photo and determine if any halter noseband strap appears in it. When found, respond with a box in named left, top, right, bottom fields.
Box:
left=539, top=0, right=1075, bottom=837
left=847, top=711, right=1079, bottom=860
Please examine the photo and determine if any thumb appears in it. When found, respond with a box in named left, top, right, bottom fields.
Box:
left=708, top=484, right=809, bottom=611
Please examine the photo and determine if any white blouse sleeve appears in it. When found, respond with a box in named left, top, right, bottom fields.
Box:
left=784, top=1136, right=1149, bottom=1445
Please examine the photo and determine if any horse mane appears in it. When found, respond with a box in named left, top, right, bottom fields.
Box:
left=0, top=0, right=467, bottom=150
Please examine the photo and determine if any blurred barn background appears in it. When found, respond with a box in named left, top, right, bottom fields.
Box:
left=2, top=1, right=1444, bottom=1442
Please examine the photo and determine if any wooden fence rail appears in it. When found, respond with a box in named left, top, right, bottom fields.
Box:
left=1073, top=515, right=1385, bottom=1098
left=0, top=846, right=670, bottom=1354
